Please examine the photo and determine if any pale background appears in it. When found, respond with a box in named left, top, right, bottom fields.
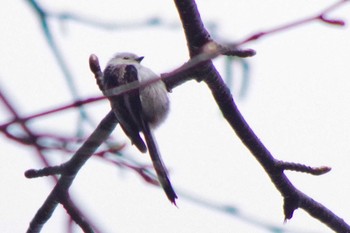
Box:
left=1, top=0, right=350, bottom=232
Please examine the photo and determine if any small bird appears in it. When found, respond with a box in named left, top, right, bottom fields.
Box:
left=102, top=52, right=177, bottom=204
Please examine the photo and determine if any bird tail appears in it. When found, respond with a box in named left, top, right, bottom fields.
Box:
left=140, top=117, right=178, bottom=204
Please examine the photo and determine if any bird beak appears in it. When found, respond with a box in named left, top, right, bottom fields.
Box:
left=135, top=56, right=144, bottom=63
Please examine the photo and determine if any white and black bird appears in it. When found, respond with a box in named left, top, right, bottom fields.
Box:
left=102, top=52, right=177, bottom=204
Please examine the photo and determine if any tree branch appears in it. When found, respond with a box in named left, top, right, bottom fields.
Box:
left=173, top=0, right=350, bottom=232
left=26, top=111, right=117, bottom=233
left=21, top=0, right=349, bottom=231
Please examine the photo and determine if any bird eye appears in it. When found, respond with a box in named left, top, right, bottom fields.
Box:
left=123, top=57, right=129, bottom=60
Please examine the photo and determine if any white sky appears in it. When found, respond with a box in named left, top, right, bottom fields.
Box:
left=1, top=0, right=350, bottom=233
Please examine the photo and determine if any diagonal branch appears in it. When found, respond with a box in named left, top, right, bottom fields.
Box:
left=202, top=68, right=350, bottom=231
left=26, top=111, right=117, bottom=233
left=1, top=83, right=104, bottom=233
left=173, top=0, right=350, bottom=232
left=173, top=0, right=211, bottom=57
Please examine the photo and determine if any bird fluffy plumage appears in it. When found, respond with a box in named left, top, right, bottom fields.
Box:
left=102, top=52, right=177, bottom=204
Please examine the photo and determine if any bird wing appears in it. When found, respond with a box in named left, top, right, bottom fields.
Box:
left=104, top=64, right=177, bottom=203
left=103, top=64, right=147, bottom=153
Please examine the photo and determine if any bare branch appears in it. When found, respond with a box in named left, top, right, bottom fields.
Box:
left=276, top=161, right=332, bottom=175
left=235, top=0, right=348, bottom=46
left=173, top=0, right=350, bottom=232
left=26, top=111, right=118, bottom=233
left=25, top=166, right=63, bottom=178
left=61, top=196, right=95, bottom=233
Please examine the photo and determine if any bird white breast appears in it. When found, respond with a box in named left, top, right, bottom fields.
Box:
left=137, top=66, right=169, bottom=128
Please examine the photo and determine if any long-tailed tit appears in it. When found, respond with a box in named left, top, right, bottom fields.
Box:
left=102, top=52, right=177, bottom=204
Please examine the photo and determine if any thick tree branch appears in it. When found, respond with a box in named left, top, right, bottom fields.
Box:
left=61, top=195, right=95, bottom=233
left=174, top=0, right=211, bottom=57
left=26, top=111, right=117, bottom=233
left=173, top=0, right=350, bottom=232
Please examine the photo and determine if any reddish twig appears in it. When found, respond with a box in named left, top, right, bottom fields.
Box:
left=0, top=96, right=105, bottom=130
left=94, top=149, right=160, bottom=186
left=236, top=0, right=348, bottom=46
left=0, top=87, right=104, bottom=232
left=0, top=88, right=56, bottom=177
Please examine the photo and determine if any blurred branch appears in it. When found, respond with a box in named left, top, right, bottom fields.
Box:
left=0, top=86, right=104, bottom=232
left=178, top=190, right=319, bottom=233
left=235, top=0, right=348, bottom=46
left=53, top=12, right=179, bottom=31
left=0, top=95, right=105, bottom=153
left=26, top=0, right=93, bottom=132
left=224, top=56, right=251, bottom=99
left=0, top=96, right=105, bottom=129
left=0, top=86, right=56, bottom=175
